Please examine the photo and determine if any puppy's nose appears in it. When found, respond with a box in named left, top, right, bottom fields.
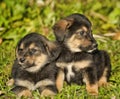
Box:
left=19, top=58, right=25, bottom=63
left=92, top=43, right=98, bottom=48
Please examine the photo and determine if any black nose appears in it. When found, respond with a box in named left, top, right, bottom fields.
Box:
left=19, top=58, right=25, bottom=63
left=93, top=43, right=98, bottom=48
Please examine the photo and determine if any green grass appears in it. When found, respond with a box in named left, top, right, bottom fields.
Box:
left=0, top=0, right=120, bottom=98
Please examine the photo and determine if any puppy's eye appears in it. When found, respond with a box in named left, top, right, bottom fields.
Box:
left=32, top=49, right=37, bottom=52
left=79, top=31, right=85, bottom=35
left=29, top=48, right=38, bottom=55
left=18, top=48, right=23, bottom=52
left=76, top=31, right=85, bottom=36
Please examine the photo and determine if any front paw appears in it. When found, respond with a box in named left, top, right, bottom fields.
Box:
left=41, top=89, right=56, bottom=96
left=98, top=76, right=108, bottom=87
left=86, top=83, right=98, bottom=95
left=17, top=89, right=32, bottom=97
left=6, top=79, right=14, bottom=86
left=11, top=86, right=32, bottom=97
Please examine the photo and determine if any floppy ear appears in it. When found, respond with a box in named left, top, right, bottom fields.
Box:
left=45, top=41, right=61, bottom=62
left=53, top=18, right=74, bottom=42
left=40, top=34, right=61, bottom=61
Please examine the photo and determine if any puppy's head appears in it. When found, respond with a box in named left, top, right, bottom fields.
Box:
left=16, top=33, right=60, bottom=72
left=53, top=13, right=97, bottom=53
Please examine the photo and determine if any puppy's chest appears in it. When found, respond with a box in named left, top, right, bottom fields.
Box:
left=15, top=65, right=56, bottom=91
left=57, top=58, right=92, bottom=83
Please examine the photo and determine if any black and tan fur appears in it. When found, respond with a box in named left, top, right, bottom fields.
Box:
left=53, top=13, right=111, bottom=95
left=11, top=33, right=62, bottom=97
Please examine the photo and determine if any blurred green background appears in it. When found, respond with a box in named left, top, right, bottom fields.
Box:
left=0, top=0, right=120, bottom=98
left=0, top=0, right=120, bottom=43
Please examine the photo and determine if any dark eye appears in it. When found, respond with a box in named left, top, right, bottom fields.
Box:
left=18, top=48, right=23, bottom=51
left=17, top=48, right=24, bottom=55
left=18, top=48, right=23, bottom=53
left=29, top=49, right=37, bottom=55
left=79, top=31, right=85, bottom=35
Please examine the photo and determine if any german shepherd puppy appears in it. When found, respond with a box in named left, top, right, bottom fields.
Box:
left=53, top=13, right=111, bottom=95
left=11, top=33, right=62, bottom=97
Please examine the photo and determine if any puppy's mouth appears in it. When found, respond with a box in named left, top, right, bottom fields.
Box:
left=87, top=48, right=97, bottom=53
left=79, top=45, right=97, bottom=53
left=19, top=61, right=35, bottom=69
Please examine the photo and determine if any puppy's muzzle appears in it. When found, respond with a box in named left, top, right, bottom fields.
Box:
left=88, top=43, right=98, bottom=53
left=80, top=42, right=98, bottom=53
left=19, top=58, right=25, bottom=63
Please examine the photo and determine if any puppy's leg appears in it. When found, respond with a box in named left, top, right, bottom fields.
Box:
left=98, top=51, right=111, bottom=87
left=11, top=86, right=32, bottom=97
left=98, top=68, right=109, bottom=87
left=83, top=67, right=98, bottom=95
left=56, top=69, right=65, bottom=92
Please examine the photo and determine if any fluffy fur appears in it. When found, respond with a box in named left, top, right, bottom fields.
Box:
left=11, top=33, right=61, bottom=97
left=53, top=13, right=111, bottom=95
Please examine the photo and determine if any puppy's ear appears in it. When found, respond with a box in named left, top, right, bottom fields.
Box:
left=45, top=41, right=61, bottom=62
left=53, top=18, right=74, bottom=42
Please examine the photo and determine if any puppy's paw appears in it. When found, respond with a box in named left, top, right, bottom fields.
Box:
left=98, top=81, right=108, bottom=87
left=98, top=77, right=108, bottom=87
left=17, top=89, right=32, bottom=97
left=41, top=89, right=56, bottom=96
left=11, top=86, right=32, bottom=97
left=6, top=79, right=14, bottom=86
left=86, top=84, right=98, bottom=95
